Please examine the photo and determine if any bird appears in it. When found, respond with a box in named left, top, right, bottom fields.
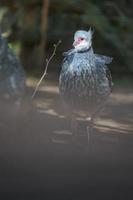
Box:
left=0, top=32, right=26, bottom=104
left=59, top=28, right=113, bottom=142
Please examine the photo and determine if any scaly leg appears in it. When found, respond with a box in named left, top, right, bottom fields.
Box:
left=71, top=114, right=77, bottom=136
left=87, top=117, right=94, bottom=144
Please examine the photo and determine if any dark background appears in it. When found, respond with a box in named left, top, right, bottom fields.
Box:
left=0, top=1, right=133, bottom=200
left=0, top=0, right=133, bottom=75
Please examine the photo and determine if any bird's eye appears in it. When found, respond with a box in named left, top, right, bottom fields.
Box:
left=80, top=38, right=84, bottom=41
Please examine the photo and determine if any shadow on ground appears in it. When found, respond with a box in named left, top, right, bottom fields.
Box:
left=0, top=77, right=133, bottom=200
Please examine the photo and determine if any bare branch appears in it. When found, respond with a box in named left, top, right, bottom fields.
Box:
left=31, top=40, right=61, bottom=99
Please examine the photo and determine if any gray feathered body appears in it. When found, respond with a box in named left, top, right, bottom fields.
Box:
left=59, top=48, right=113, bottom=118
left=0, top=34, right=26, bottom=100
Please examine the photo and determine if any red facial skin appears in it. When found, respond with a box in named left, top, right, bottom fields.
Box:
left=74, top=37, right=84, bottom=46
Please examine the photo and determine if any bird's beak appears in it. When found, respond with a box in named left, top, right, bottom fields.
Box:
left=73, top=39, right=81, bottom=47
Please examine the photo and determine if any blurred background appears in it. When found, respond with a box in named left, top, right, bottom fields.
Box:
left=0, top=1, right=133, bottom=200
left=0, top=0, right=133, bottom=76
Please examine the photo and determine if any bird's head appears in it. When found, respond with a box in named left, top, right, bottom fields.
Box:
left=73, top=28, right=93, bottom=51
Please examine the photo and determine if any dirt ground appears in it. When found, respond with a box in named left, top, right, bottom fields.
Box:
left=0, top=75, right=133, bottom=200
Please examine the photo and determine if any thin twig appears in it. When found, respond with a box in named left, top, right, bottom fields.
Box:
left=31, top=40, right=61, bottom=99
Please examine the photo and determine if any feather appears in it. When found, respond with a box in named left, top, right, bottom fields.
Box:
left=95, top=54, right=113, bottom=65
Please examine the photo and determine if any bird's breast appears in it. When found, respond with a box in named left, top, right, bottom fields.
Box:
left=67, top=56, right=92, bottom=76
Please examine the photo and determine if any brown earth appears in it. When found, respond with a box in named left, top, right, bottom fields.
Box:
left=0, top=75, right=133, bottom=200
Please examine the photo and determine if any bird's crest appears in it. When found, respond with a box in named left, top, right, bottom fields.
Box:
left=88, top=28, right=93, bottom=46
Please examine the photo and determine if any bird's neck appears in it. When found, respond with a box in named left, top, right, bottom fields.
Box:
left=74, top=46, right=95, bottom=68
left=76, top=46, right=92, bottom=53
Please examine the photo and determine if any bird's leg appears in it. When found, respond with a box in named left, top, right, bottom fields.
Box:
left=87, top=117, right=94, bottom=144
left=71, top=115, right=77, bottom=136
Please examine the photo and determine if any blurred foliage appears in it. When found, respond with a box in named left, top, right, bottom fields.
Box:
left=0, top=0, right=133, bottom=74
left=8, top=42, right=21, bottom=55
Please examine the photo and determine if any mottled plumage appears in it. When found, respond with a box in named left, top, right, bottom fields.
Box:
left=59, top=29, right=113, bottom=140
left=0, top=33, right=26, bottom=101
